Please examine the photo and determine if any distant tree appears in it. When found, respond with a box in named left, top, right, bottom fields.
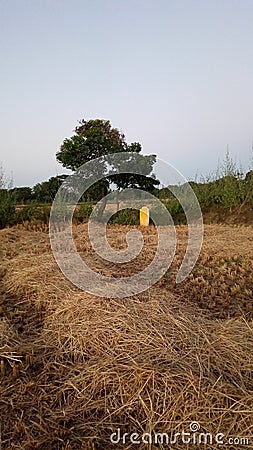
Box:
left=33, top=175, right=68, bottom=203
left=10, top=187, right=33, bottom=204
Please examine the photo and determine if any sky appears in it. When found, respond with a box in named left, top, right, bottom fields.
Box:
left=0, top=0, right=253, bottom=187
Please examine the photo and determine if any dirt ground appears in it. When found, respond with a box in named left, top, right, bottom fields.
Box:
left=0, top=223, right=253, bottom=449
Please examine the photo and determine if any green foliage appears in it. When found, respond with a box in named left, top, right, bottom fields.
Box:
left=157, top=186, right=174, bottom=200
left=0, top=164, right=15, bottom=228
left=187, top=151, right=248, bottom=212
left=110, top=151, right=159, bottom=192
left=109, top=209, right=139, bottom=225
left=0, top=189, right=16, bottom=228
left=244, top=170, right=253, bottom=206
left=33, top=175, right=68, bottom=203
left=15, top=204, right=37, bottom=222
left=73, top=202, right=93, bottom=223
left=212, top=175, right=245, bottom=209
left=15, top=204, right=51, bottom=224
left=2, top=146, right=253, bottom=230
left=165, top=197, right=184, bottom=216
left=10, top=186, right=33, bottom=204
left=56, top=119, right=159, bottom=215
left=34, top=205, right=51, bottom=223
left=56, top=119, right=127, bottom=171
left=80, top=180, right=109, bottom=202
left=159, top=198, right=186, bottom=225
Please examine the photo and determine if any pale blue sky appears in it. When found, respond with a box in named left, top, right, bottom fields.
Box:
left=1, top=0, right=253, bottom=187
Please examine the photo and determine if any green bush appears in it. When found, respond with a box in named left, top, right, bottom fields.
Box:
left=0, top=190, right=16, bottom=228
left=34, top=205, right=51, bottom=223
left=160, top=198, right=186, bottom=225
left=213, top=176, right=245, bottom=209
left=243, top=170, right=253, bottom=207
left=15, top=204, right=51, bottom=224
left=73, top=202, right=93, bottom=223
left=109, top=209, right=139, bottom=225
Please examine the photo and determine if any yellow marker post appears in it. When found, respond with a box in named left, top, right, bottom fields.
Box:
left=140, top=206, right=149, bottom=226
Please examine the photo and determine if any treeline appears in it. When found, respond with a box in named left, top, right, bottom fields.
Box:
left=1, top=175, right=113, bottom=204
left=4, top=168, right=253, bottom=211
left=2, top=175, right=68, bottom=204
left=0, top=173, right=108, bottom=228
left=1, top=165, right=253, bottom=229
left=158, top=170, right=253, bottom=211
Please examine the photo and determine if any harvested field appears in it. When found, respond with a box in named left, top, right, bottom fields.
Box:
left=0, top=223, right=253, bottom=449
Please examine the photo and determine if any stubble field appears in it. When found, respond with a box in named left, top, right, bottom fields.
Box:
left=0, top=223, right=253, bottom=449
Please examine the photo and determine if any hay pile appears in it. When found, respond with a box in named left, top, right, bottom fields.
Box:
left=0, top=224, right=253, bottom=449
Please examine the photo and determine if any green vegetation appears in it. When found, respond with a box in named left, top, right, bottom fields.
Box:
left=156, top=150, right=253, bottom=224
left=1, top=167, right=253, bottom=228
left=108, top=208, right=139, bottom=225
left=1, top=130, right=253, bottom=229
left=1, top=164, right=252, bottom=229
left=0, top=164, right=15, bottom=228
left=73, top=202, right=93, bottom=223
left=56, top=119, right=159, bottom=214
left=0, top=190, right=15, bottom=229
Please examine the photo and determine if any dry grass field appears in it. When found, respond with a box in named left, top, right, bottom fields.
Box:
left=0, top=223, right=253, bottom=449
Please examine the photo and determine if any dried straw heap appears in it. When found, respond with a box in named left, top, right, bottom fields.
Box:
left=0, top=224, right=253, bottom=449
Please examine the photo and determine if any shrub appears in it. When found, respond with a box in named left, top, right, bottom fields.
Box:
left=73, top=202, right=93, bottom=223
left=0, top=190, right=16, bottom=228
left=15, top=204, right=51, bottom=224
left=0, top=164, right=16, bottom=228
left=109, top=209, right=139, bottom=225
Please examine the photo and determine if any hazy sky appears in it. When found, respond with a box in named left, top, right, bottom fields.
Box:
left=1, top=0, right=253, bottom=187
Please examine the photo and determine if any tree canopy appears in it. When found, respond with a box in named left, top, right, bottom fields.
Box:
left=56, top=119, right=159, bottom=197
left=33, top=175, right=68, bottom=203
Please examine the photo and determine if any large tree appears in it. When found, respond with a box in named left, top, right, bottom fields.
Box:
left=56, top=119, right=159, bottom=209
left=57, top=119, right=127, bottom=170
